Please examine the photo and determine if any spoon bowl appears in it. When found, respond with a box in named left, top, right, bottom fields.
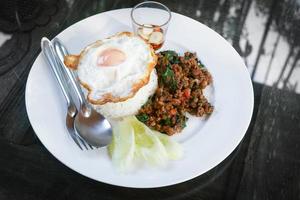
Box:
left=75, top=107, right=112, bottom=147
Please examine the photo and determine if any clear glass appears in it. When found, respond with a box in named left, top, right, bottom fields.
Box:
left=131, top=1, right=171, bottom=50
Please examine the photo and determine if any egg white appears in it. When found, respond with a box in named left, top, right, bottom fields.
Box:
left=77, top=34, right=155, bottom=102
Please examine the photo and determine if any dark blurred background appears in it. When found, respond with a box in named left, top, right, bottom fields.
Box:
left=0, top=0, right=299, bottom=92
left=0, top=0, right=299, bottom=200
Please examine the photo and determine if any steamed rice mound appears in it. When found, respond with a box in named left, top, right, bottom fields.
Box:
left=87, top=69, right=158, bottom=119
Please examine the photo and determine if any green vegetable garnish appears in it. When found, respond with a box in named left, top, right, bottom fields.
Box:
left=136, top=113, right=149, bottom=123
left=108, top=116, right=183, bottom=172
left=161, top=50, right=179, bottom=64
left=162, top=65, right=173, bottom=82
left=181, top=117, right=187, bottom=128
left=176, top=115, right=188, bottom=128
left=197, top=59, right=205, bottom=68
left=162, top=64, right=177, bottom=91
left=160, top=118, right=172, bottom=126
left=184, top=55, right=190, bottom=60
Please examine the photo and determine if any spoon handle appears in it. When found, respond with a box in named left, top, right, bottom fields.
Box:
left=41, top=37, right=77, bottom=117
left=53, top=38, right=91, bottom=116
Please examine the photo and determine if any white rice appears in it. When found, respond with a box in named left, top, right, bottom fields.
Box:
left=89, top=69, right=158, bottom=119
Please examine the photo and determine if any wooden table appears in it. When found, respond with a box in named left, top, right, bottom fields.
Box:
left=0, top=0, right=299, bottom=199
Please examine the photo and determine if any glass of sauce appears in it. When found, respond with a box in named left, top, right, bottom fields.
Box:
left=131, top=1, right=171, bottom=50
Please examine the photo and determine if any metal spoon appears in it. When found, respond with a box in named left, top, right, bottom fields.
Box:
left=41, top=38, right=88, bottom=150
left=53, top=38, right=113, bottom=147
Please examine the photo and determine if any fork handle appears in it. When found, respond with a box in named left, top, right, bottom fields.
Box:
left=53, top=38, right=92, bottom=117
left=41, top=37, right=77, bottom=117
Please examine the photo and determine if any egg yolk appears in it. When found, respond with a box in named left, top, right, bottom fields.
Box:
left=97, top=48, right=126, bottom=67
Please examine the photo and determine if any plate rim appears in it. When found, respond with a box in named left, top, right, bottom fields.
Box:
left=25, top=8, right=254, bottom=188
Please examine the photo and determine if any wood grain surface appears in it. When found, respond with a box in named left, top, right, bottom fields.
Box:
left=0, top=0, right=299, bottom=199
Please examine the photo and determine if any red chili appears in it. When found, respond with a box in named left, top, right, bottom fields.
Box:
left=170, top=109, right=177, bottom=115
left=183, top=88, right=191, bottom=98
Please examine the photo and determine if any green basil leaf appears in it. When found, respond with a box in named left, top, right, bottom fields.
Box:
left=136, top=114, right=149, bottom=123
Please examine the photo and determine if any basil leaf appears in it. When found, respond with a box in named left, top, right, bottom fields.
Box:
left=197, top=59, right=205, bottom=68
left=161, top=50, right=179, bottom=64
left=175, top=115, right=188, bottom=128
left=136, top=114, right=149, bottom=123
left=162, top=65, right=177, bottom=91
left=160, top=118, right=172, bottom=126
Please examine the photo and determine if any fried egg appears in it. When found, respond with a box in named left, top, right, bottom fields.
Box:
left=90, top=69, right=158, bottom=119
left=65, top=32, right=157, bottom=105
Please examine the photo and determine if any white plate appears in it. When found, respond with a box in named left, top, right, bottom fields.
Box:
left=25, top=8, right=253, bottom=188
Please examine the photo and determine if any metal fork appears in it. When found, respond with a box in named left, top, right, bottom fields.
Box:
left=41, top=37, right=93, bottom=150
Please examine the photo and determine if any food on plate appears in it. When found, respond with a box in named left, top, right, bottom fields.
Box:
left=94, top=70, right=157, bottom=119
left=63, top=32, right=212, bottom=136
left=63, top=32, right=158, bottom=119
left=61, top=31, right=213, bottom=172
left=137, top=24, right=164, bottom=50
left=136, top=51, right=213, bottom=135
left=108, top=116, right=183, bottom=172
